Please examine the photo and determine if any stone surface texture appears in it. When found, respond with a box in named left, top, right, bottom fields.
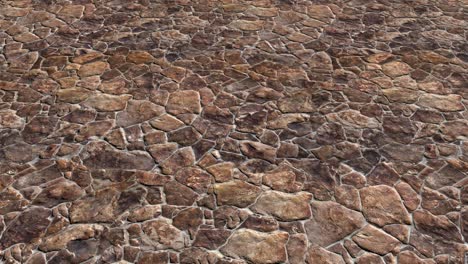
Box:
left=0, top=0, right=467, bottom=263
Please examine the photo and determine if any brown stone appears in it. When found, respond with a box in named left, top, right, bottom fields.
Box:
left=214, top=180, right=261, bottom=207
left=166, top=90, right=201, bottom=115
left=160, top=147, right=196, bottom=174
left=305, top=246, right=345, bottom=264
left=57, top=88, right=91, bottom=103
left=142, top=219, right=187, bottom=250
left=220, top=229, right=288, bottom=264
left=352, top=225, right=400, bottom=255
left=40, top=224, right=104, bottom=251
left=418, top=93, right=464, bottom=112
left=0, top=110, right=24, bottom=129
left=127, top=51, right=154, bottom=64
left=240, top=141, right=277, bottom=162
left=304, top=201, right=366, bottom=247
left=164, top=181, right=198, bottom=206
left=360, top=185, right=411, bottom=226
left=413, top=209, right=463, bottom=243
left=193, top=228, right=232, bottom=249
left=84, top=93, right=131, bottom=111
left=116, top=100, right=164, bottom=127
left=251, top=191, right=312, bottom=221
left=0, top=207, right=51, bottom=250
left=78, top=61, right=109, bottom=77
left=382, top=61, right=412, bottom=77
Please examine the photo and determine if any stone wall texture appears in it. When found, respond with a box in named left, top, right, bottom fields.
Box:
left=0, top=0, right=467, bottom=263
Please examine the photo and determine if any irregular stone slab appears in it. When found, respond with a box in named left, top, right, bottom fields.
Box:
left=127, top=51, right=154, bottom=64
left=214, top=180, right=261, bottom=207
left=304, top=201, right=366, bottom=247
left=40, top=224, right=104, bottom=251
left=382, top=61, right=412, bottom=76
left=81, top=141, right=155, bottom=170
left=240, top=141, right=277, bottom=162
left=418, top=93, right=464, bottom=112
left=0, top=110, right=25, bottom=129
left=220, top=229, right=288, bottom=263
left=251, top=191, right=312, bottom=221
left=33, top=178, right=84, bottom=207
left=413, top=210, right=463, bottom=243
left=160, top=147, right=196, bottom=174
left=84, top=93, right=132, bottom=111
left=78, top=61, right=109, bottom=77
left=0, top=207, right=51, bottom=250
left=193, top=228, right=232, bottom=250
left=306, top=246, right=346, bottom=264
left=360, top=185, right=411, bottom=226
left=116, top=100, right=164, bottom=127
left=142, top=218, right=187, bottom=250
left=166, top=90, right=201, bottom=115
left=164, top=181, right=198, bottom=206
left=381, top=143, right=425, bottom=163
left=326, top=110, right=379, bottom=129
left=352, top=225, right=400, bottom=255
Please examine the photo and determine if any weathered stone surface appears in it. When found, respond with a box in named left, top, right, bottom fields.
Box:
left=116, top=100, right=164, bottom=127
left=251, top=191, right=312, bottom=221
left=306, top=246, right=345, bottom=264
left=40, top=224, right=104, bottom=251
left=84, top=93, right=131, bottom=111
left=166, top=90, right=201, bottom=115
left=304, top=201, right=366, bottom=246
left=80, top=141, right=155, bottom=170
left=352, top=225, right=400, bottom=255
left=220, top=229, right=288, bottom=263
left=360, top=185, right=411, bottom=226
left=142, top=218, right=187, bottom=250
left=1, top=0, right=467, bottom=262
left=0, top=207, right=51, bottom=249
left=214, top=180, right=261, bottom=207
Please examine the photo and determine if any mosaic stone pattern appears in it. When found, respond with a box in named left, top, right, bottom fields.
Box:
left=0, top=0, right=467, bottom=263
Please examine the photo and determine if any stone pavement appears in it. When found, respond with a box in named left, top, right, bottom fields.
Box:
left=0, top=0, right=467, bottom=263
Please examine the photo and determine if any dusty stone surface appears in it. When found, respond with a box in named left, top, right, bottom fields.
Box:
left=0, top=0, right=467, bottom=263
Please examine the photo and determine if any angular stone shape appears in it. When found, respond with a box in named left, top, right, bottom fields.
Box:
left=147, top=143, right=177, bottom=163
left=304, top=201, right=366, bottom=247
left=220, top=229, right=288, bottom=264
left=161, top=66, right=186, bottom=82
left=149, top=114, right=184, bottom=131
left=367, top=162, right=400, bottom=186
left=142, top=218, right=187, bottom=250
left=127, top=51, right=154, bottom=64
left=33, top=178, right=84, bottom=207
left=352, top=225, right=400, bottom=255
left=308, top=51, right=333, bottom=72
left=326, top=110, right=379, bottom=129
left=39, top=224, right=104, bottom=251
left=168, top=126, right=201, bottom=146
left=418, top=93, right=464, bottom=112
left=240, top=215, right=278, bottom=232
left=80, top=141, right=155, bottom=170
left=424, top=164, right=466, bottom=190
left=360, top=185, right=411, bottom=226
left=57, top=88, right=91, bottom=103
left=164, top=181, right=198, bottom=206
left=334, top=185, right=361, bottom=211
left=240, top=141, right=277, bottom=162
left=251, top=191, right=312, bottom=221
left=160, top=147, right=196, bottom=174
left=22, top=116, right=58, bottom=144
left=307, top=5, right=335, bottom=23
left=0, top=207, right=51, bottom=250
left=193, top=228, right=232, bottom=250
left=175, top=167, right=212, bottom=193
left=440, top=120, right=468, bottom=141
left=173, top=207, right=203, bottom=230
left=383, top=88, right=419, bottom=103
left=262, top=166, right=301, bottom=192
left=381, top=143, right=424, bottom=163
left=84, top=93, right=132, bottom=111
left=278, top=92, right=317, bottom=113
left=214, top=180, right=261, bottom=207
left=306, top=246, right=346, bottom=264
left=0, top=110, right=24, bottom=129
left=166, top=90, right=201, bottom=115
left=413, top=210, right=463, bottom=243
left=382, top=61, right=412, bottom=77
left=206, top=162, right=234, bottom=182
left=78, top=61, right=109, bottom=77
left=231, top=20, right=264, bottom=31
left=116, top=100, right=164, bottom=127
left=137, top=251, right=168, bottom=264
